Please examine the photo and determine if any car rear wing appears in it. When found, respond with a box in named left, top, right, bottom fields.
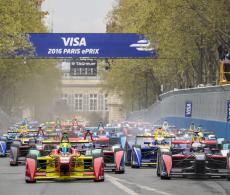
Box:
left=172, top=140, right=192, bottom=144
left=164, top=134, right=176, bottom=138
left=201, top=140, right=217, bottom=145
left=136, top=135, right=155, bottom=138
left=42, top=139, right=92, bottom=145
left=7, top=130, right=37, bottom=133
left=172, top=140, right=218, bottom=145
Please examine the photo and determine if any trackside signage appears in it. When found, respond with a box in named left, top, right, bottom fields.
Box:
left=28, top=33, right=157, bottom=58
left=227, top=100, right=230, bottom=122
left=185, top=101, right=192, bottom=118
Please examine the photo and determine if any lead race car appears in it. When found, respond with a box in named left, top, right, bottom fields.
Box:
left=25, top=132, right=104, bottom=183
left=157, top=132, right=230, bottom=180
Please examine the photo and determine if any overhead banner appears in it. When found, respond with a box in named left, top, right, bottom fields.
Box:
left=185, top=101, right=192, bottom=118
left=28, top=33, right=157, bottom=58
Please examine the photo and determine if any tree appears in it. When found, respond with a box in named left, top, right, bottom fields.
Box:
left=104, top=0, right=230, bottom=111
left=0, top=0, right=61, bottom=120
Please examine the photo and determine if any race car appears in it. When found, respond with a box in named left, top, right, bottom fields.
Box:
left=25, top=127, right=60, bottom=159
left=25, top=133, right=104, bottom=183
left=0, top=139, right=7, bottom=157
left=0, top=133, right=17, bottom=157
left=94, top=136, right=126, bottom=174
left=128, top=128, right=174, bottom=168
left=9, top=130, right=36, bottom=166
left=81, top=125, right=126, bottom=174
left=9, top=127, right=53, bottom=166
left=157, top=139, right=230, bottom=180
left=128, top=135, right=158, bottom=168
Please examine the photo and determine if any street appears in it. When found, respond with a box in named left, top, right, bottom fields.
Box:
left=1, top=158, right=230, bottom=195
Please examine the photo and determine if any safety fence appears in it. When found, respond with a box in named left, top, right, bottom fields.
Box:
left=127, top=85, right=230, bottom=139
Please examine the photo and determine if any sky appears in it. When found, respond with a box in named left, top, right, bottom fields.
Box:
left=42, top=0, right=116, bottom=33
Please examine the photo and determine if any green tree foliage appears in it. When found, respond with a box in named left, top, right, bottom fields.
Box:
left=105, top=0, right=230, bottom=111
left=0, top=0, right=61, bottom=120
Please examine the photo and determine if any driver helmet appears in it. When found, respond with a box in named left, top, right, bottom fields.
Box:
left=198, top=131, right=204, bottom=138
left=59, top=142, right=71, bottom=154
left=192, top=142, right=202, bottom=152
left=99, top=127, right=105, bottom=135
left=38, top=126, right=42, bottom=131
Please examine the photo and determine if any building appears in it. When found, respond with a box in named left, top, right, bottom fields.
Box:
left=58, top=61, right=125, bottom=124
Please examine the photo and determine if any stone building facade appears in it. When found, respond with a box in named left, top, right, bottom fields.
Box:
left=59, top=62, right=124, bottom=124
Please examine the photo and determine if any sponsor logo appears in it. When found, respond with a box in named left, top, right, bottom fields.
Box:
left=61, top=37, right=87, bottom=47
left=129, top=40, right=154, bottom=51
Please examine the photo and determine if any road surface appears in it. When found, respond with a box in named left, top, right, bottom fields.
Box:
left=0, top=158, right=230, bottom=195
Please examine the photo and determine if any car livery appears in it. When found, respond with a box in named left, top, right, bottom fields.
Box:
left=157, top=139, right=230, bottom=180
left=25, top=133, right=104, bottom=183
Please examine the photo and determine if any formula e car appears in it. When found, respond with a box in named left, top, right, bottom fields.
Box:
left=81, top=126, right=126, bottom=174
left=9, top=127, right=56, bottom=166
left=129, top=135, right=158, bottom=168
left=128, top=129, right=174, bottom=168
left=88, top=122, right=128, bottom=139
left=0, top=139, right=7, bottom=157
left=157, top=139, right=230, bottom=180
left=9, top=132, right=35, bottom=166
left=25, top=133, right=104, bottom=183
left=25, top=127, right=60, bottom=159
left=0, top=133, right=16, bottom=156
left=94, top=136, right=126, bottom=174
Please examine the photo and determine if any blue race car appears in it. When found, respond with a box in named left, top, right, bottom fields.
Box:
left=128, top=135, right=158, bottom=168
left=0, top=139, right=7, bottom=157
left=0, top=133, right=17, bottom=157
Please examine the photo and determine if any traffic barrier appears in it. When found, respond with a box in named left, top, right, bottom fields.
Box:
left=127, top=85, right=230, bottom=139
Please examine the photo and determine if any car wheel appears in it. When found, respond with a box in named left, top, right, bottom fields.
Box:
left=115, top=169, right=125, bottom=174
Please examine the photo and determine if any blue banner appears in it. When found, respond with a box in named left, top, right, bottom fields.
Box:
left=227, top=100, right=230, bottom=122
left=185, top=101, right=192, bottom=118
left=28, top=33, right=157, bottom=58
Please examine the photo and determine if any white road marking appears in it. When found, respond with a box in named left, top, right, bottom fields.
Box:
left=107, top=174, right=173, bottom=195
left=107, top=175, right=139, bottom=195
left=118, top=178, right=173, bottom=195
left=202, top=181, right=228, bottom=195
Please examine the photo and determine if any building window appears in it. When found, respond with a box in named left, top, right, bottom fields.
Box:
left=89, top=94, right=97, bottom=111
left=74, top=94, right=83, bottom=111
left=98, top=94, right=103, bottom=111
left=61, top=93, right=68, bottom=104
left=63, top=73, right=69, bottom=78
left=105, top=94, right=108, bottom=110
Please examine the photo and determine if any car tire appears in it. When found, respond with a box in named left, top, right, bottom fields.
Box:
left=115, top=170, right=125, bottom=174
left=10, top=146, right=19, bottom=166
left=159, top=155, right=171, bottom=180
left=25, top=179, right=36, bottom=183
left=114, top=148, right=125, bottom=173
left=131, top=154, right=139, bottom=168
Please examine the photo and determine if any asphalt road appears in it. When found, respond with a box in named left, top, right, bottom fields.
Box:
left=0, top=158, right=230, bottom=195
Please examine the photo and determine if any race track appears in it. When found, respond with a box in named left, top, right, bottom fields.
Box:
left=1, top=158, right=230, bottom=195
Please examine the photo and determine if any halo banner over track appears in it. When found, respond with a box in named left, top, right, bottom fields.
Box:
left=28, top=33, right=157, bottom=58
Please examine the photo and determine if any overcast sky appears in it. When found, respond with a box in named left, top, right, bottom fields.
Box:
left=42, top=0, right=116, bottom=33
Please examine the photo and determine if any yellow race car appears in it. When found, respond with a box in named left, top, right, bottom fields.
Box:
left=25, top=133, right=104, bottom=183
